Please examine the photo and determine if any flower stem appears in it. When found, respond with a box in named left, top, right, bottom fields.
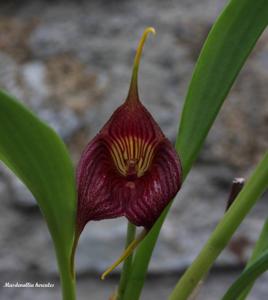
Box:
left=117, top=222, right=136, bottom=300
left=56, top=249, right=76, bottom=300
left=169, top=152, right=268, bottom=300
left=60, top=266, right=76, bottom=300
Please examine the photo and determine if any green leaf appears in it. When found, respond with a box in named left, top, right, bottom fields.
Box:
left=169, top=151, right=268, bottom=300
left=221, top=248, right=268, bottom=300
left=236, top=218, right=268, bottom=300
left=123, top=0, right=268, bottom=299
left=0, top=90, right=76, bottom=300
left=177, top=0, right=268, bottom=177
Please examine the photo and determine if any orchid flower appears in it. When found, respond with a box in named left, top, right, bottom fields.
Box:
left=73, top=27, right=182, bottom=279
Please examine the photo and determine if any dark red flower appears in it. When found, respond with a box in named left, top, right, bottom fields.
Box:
left=76, top=27, right=182, bottom=236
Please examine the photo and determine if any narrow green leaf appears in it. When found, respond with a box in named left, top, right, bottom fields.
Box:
left=221, top=248, right=268, bottom=300
left=246, top=220, right=268, bottom=267
left=169, top=151, right=268, bottom=300
left=237, top=219, right=268, bottom=300
left=177, top=0, right=268, bottom=177
left=123, top=0, right=268, bottom=299
left=0, top=90, right=76, bottom=300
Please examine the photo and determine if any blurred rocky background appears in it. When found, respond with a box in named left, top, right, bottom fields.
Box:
left=0, top=0, right=267, bottom=299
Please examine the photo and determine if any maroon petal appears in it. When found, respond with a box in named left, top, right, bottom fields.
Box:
left=125, top=140, right=182, bottom=229
left=76, top=136, right=124, bottom=233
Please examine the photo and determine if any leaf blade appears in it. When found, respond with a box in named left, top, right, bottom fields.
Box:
left=0, top=90, right=76, bottom=300
left=222, top=248, right=268, bottom=300
left=177, top=0, right=268, bottom=176
left=236, top=219, right=268, bottom=300
left=169, top=151, right=268, bottom=300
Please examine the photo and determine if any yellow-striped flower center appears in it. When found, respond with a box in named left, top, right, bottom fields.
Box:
left=110, top=136, right=156, bottom=178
